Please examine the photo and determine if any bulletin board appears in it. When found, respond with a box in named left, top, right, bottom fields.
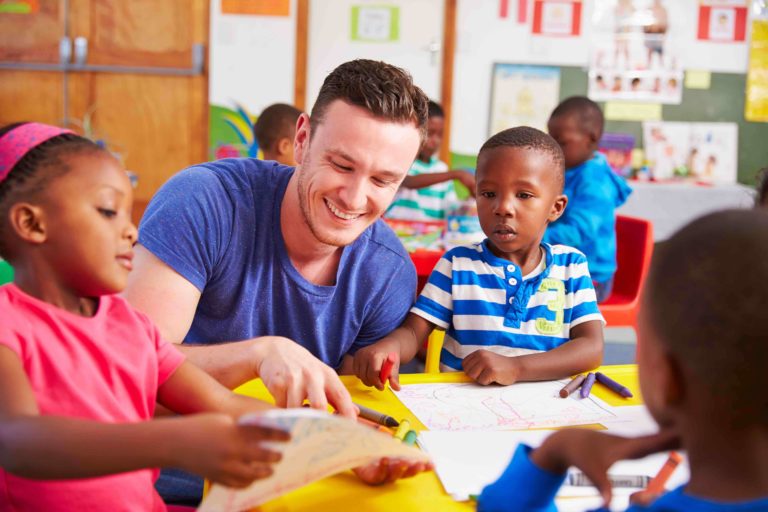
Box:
left=481, top=65, right=767, bottom=185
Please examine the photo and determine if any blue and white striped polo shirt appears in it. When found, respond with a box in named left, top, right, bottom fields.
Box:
left=411, top=240, right=604, bottom=371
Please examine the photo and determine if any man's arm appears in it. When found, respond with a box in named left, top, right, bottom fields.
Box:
left=123, top=245, right=356, bottom=417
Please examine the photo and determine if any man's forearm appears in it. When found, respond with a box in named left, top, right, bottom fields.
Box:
left=176, top=341, right=259, bottom=389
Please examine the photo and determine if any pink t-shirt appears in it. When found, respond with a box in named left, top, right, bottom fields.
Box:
left=0, top=284, right=185, bottom=511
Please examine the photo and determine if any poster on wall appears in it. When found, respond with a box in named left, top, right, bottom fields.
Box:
left=745, top=10, right=768, bottom=121
left=489, top=64, right=561, bottom=136
left=696, top=0, right=748, bottom=42
left=642, top=121, right=738, bottom=183
left=588, top=0, right=683, bottom=104
left=532, top=0, right=582, bottom=36
left=351, top=5, right=400, bottom=42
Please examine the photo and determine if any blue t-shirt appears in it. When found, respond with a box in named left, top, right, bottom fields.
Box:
left=543, top=153, right=632, bottom=284
left=138, top=158, right=416, bottom=368
left=478, top=444, right=768, bottom=512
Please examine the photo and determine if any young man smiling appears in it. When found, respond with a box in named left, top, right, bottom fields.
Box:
left=122, top=60, right=429, bottom=504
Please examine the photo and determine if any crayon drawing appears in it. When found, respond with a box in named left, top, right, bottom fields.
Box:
left=393, top=380, right=618, bottom=432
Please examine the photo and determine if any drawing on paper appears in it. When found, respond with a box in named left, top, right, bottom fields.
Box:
left=393, top=380, right=618, bottom=432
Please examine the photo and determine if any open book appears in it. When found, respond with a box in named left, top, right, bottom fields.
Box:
left=198, top=409, right=430, bottom=512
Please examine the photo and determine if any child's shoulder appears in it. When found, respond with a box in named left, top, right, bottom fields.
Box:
left=442, top=242, right=486, bottom=262
left=547, top=243, right=590, bottom=266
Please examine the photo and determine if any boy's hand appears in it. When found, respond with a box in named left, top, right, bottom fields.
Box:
left=462, top=350, right=522, bottom=385
left=175, top=413, right=290, bottom=488
left=353, top=338, right=402, bottom=391
left=352, top=457, right=433, bottom=485
left=530, top=429, right=680, bottom=508
left=450, top=170, right=476, bottom=195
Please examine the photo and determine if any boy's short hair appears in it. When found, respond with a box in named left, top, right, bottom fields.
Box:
left=755, top=167, right=768, bottom=207
left=549, top=96, right=604, bottom=139
left=253, top=103, right=302, bottom=152
left=479, top=126, right=565, bottom=190
left=428, top=100, right=444, bottom=119
left=310, top=59, right=429, bottom=142
left=645, top=209, right=768, bottom=424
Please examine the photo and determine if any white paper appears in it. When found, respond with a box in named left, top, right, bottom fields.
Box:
left=198, top=409, right=430, bottom=512
left=419, top=429, right=689, bottom=509
left=393, top=380, right=619, bottom=432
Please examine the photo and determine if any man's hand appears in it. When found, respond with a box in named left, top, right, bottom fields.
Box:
left=353, top=338, right=403, bottom=391
left=462, top=350, right=523, bottom=386
left=252, top=337, right=357, bottom=418
left=352, top=457, right=433, bottom=485
left=530, top=429, right=680, bottom=508
left=175, top=413, right=290, bottom=488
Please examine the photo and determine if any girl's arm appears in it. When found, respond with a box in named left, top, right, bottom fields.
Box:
left=0, top=346, right=287, bottom=486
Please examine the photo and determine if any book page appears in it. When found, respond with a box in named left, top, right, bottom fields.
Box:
left=393, top=380, right=618, bottom=431
left=198, top=409, right=429, bottom=512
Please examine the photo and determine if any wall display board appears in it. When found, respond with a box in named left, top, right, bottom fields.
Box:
left=488, top=64, right=561, bottom=135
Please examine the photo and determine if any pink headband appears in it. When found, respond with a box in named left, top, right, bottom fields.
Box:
left=0, top=123, right=74, bottom=182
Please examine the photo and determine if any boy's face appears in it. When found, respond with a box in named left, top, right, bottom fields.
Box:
left=475, top=146, right=566, bottom=262
left=547, top=114, right=597, bottom=170
left=417, top=115, right=444, bottom=162
left=37, top=152, right=138, bottom=296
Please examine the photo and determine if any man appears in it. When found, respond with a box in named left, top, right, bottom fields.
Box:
left=123, top=60, right=428, bottom=502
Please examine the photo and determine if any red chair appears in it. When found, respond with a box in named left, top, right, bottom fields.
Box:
left=409, top=249, right=444, bottom=294
left=599, top=215, right=654, bottom=334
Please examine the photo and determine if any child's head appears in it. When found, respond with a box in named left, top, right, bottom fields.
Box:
left=638, top=210, right=768, bottom=432
left=475, top=126, right=567, bottom=262
left=547, top=96, right=604, bottom=170
left=417, top=100, right=445, bottom=163
left=253, top=103, right=303, bottom=166
left=0, top=122, right=137, bottom=296
left=756, top=167, right=768, bottom=208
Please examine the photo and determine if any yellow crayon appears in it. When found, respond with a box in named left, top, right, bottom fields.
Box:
left=394, top=419, right=411, bottom=440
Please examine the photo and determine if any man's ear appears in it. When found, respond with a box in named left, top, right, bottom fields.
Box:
left=548, top=194, right=568, bottom=222
left=293, top=113, right=311, bottom=164
left=8, top=202, right=47, bottom=245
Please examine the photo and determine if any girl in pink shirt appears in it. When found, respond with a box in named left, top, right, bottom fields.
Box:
left=0, top=123, right=290, bottom=511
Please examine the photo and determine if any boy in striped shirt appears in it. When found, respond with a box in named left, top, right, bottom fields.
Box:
left=353, top=126, right=604, bottom=388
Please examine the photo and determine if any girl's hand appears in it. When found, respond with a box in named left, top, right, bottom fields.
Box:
left=530, top=429, right=680, bottom=508
left=352, top=457, right=433, bottom=485
left=174, top=413, right=290, bottom=488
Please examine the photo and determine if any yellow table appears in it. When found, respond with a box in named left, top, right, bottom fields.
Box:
left=234, top=365, right=642, bottom=511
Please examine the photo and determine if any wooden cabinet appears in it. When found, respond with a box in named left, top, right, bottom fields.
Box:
left=0, top=0, right=209, bottom=209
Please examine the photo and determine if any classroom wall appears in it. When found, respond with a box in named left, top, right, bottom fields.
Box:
left=450, top=0, right=752, bottom=159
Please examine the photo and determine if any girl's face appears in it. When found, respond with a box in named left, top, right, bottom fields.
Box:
left=39, top=151, right=137, bottom=296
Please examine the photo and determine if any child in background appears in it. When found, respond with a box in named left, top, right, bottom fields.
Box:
left=545, top=96, right=632, bottom=302
left=0, top=123, right=424, bottom=510
left=386, top=100, right=475, bottom=221
left=479, top=209, right=768, bottom=512
left=756, top=167, right=768, bottom=207
left=354, top=127, right=604, bottom=389
left=253, top=103, right=302, bottom=165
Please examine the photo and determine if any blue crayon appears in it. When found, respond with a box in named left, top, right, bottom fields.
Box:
left=580, top=372, right=596, bottom=398
left=596, top=372, right=633, bottom=398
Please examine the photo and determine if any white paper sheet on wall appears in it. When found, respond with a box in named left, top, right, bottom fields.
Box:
left=393, top=380, right=619, bottom=432
left=198, top=409, right=430, bottom=512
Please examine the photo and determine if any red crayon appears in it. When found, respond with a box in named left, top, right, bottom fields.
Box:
left=646, top=451, right=683, bottom=494
left=379, top=352, right=397, bottom=384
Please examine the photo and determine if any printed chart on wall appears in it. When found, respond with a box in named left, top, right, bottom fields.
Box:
left=393, top=380, right=618, bottom=432
left=489, top=64, right=560, bottom=136
left=589, top=0, right=683, bottom=104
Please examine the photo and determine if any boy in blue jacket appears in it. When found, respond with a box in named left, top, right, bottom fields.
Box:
left=545, top=97, right=632, bottom=302
left=479, top=209, right=768, bottom=512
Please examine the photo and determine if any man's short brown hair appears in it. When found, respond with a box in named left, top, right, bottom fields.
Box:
left=310, top=59, right=429, bottom=141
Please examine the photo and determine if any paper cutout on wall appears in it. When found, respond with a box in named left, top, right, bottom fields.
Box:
left=697, top=1, right=748, bottom=42
left=351, top=5, right=400, bottom=42
left=532, top=0, right=582, bottom=36
left=221, top=0, right=290, bottom=16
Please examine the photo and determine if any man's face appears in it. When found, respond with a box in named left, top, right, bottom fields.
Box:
left=293, top=100, right=421, bottom=248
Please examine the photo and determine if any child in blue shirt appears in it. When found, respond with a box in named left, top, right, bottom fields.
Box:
left=479, top=209, right=768, bottom=512
left=545, top=97, right=632, bottom=302
left=353, top=127, right=604, bottom=389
